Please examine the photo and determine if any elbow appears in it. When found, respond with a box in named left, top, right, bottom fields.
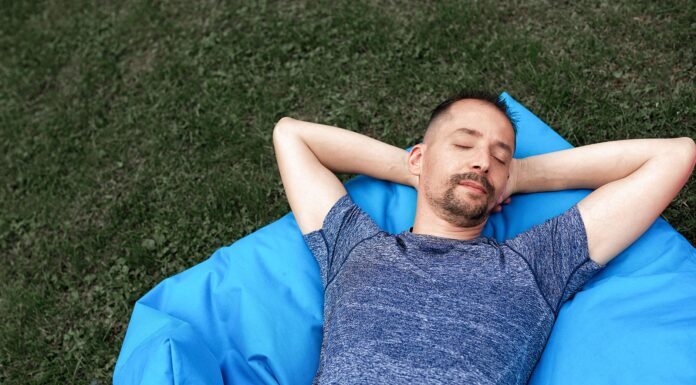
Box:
left=673, top=137, right=696, bottom=173
left=273, top=117, right=296, bottom=140
left=274, top=116, right=295, bottom=131
left=677, top=137, right=696, bottom=164
left=688, top=137, right=696, bottom=171
left=275, top=116, right=292, bottom=125
left=664, top=137, right=696, bottom=159
left=683, top=136, right=696, bottom=158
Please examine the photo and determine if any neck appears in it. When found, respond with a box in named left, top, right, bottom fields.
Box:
left=410, top=194, right=487, bottom=241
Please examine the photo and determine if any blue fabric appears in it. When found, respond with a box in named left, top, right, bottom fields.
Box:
left=302, top=193, right=604, bottom=384
left=114, top=92, right=696, bottom=384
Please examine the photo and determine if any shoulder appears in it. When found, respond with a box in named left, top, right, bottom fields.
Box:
left=502, top=204, right=585, bottom=245
left=302, top=192, right=384, bottom=244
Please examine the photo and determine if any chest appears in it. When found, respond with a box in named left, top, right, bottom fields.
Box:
left=326, top=242, right=553, bottom=335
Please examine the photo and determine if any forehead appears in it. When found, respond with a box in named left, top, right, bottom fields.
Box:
left=441, top=100, right=515, bottom=149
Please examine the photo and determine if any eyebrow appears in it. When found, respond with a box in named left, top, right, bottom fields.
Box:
left=451, top=127, right=513, bottom=156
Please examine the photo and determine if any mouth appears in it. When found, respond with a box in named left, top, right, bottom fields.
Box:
left=458, top=181, right=487, bottom=195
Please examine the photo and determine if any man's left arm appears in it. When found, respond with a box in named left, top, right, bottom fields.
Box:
left=512, top=137, right=696, bottom=267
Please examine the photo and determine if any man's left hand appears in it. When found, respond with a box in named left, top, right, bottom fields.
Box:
left=492, top=158, right=521, bottom=213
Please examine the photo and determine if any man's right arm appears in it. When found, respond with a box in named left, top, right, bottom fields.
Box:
left=272, top=117, right=414, bottom=235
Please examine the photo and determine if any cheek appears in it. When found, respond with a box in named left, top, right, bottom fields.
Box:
left=493, top=177, right=508, bottom=194
left=423, top=156, right=447, bottom=180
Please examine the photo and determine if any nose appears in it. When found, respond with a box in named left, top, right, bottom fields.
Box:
left=470, top=148, right=490, bottom=174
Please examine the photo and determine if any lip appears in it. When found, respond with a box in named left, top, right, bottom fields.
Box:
left=458, top=181, right=487, bottom=195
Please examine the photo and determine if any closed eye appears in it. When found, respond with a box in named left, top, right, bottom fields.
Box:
left=455, top=145, right=505, bottom=164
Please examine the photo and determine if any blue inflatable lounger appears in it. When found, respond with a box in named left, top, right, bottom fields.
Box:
left=114, top=92, right=696, bottom=384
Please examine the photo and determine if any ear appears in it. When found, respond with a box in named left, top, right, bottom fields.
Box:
left=408, top=143, right=425, bottom=178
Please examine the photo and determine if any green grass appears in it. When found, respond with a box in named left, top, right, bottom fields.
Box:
left=1, top=0, right=694, bottom=383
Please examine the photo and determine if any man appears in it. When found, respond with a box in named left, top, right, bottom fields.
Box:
left=272, top=90, right=695, bottom=385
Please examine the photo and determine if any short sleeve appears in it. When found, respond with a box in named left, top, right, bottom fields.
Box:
left=502, top=204, right=605, bottom=316
left=301, top=193, right=382, bottom=289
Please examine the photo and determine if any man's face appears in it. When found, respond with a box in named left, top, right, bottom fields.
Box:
left=410, top=99, right=516, bottom=227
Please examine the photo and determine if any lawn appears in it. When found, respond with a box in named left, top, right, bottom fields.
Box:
left=1, top=0, right=693, bottom=383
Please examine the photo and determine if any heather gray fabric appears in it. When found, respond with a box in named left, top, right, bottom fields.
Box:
left=302, top=193, right=605, bottom=385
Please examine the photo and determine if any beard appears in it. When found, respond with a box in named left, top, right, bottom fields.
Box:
left=424, top=174, right=493, bottom=227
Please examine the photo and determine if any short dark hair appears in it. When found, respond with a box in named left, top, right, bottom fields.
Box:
left=422, top=90, right=518, bottom=144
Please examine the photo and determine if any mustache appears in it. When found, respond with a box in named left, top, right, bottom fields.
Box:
left=453, top=173, right=492, bottom=194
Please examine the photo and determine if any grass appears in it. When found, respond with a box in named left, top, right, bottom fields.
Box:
left=1, top=0, right=694, bottom=383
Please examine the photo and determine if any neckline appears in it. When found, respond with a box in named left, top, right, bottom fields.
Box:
left=399, top=227, right=488, bottom=246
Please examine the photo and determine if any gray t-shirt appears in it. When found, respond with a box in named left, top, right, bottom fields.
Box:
left=302, top=193, right=605, bottom=385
